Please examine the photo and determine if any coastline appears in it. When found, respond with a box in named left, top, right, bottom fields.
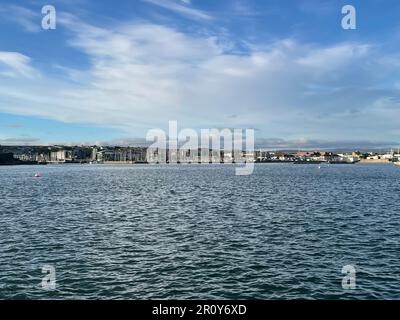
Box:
left=1, top=161, right=396, bottom=167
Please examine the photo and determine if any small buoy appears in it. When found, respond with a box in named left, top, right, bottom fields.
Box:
left=34, top=172, right=41, bottom=178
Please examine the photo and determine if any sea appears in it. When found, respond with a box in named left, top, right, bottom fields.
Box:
left=0, top=163, right=399, bottom=299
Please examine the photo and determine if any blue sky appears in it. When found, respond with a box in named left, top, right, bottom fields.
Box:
left=1, top=0, right=400, bottom=148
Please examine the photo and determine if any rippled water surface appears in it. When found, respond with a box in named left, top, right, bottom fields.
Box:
left=1, top=163, right=400, bottom=299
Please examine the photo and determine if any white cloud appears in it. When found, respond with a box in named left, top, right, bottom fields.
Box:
left=142, top=0, right=212, bottom=20
left=0, top=5, right=41, bottom=33
left=0, top=137, right=42, bottom=145
left=0, top=16, right=400, bottom=142
left=0, top=52, right=39, bottom=78
left=297, top=43, right=371, bottom=70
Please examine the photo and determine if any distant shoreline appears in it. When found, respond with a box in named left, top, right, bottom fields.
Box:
left=1, top=161, right=396, bottom=167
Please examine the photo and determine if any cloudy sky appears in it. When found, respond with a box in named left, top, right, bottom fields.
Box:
left=0, top=0, right=400, bottom=148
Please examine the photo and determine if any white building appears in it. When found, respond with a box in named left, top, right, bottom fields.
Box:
left=50, top=150, right=72, bottom=162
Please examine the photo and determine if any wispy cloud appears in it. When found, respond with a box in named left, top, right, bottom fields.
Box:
left=0, top=137, right=41, bottom=145
left=1, top=13, right=400, bottom=143
left=142, top=0, right=212, bottom=20
left=229, top=0, right=262, bottom=17
left=0, top=52, right=39, bottom=78
left=0, top=5, right=41, bottom=33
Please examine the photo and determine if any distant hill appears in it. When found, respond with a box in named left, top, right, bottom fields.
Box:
left=0, top=153, right=20, bottom=165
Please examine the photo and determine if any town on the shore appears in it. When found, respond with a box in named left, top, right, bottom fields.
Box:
left=1, top=145, right=400, bottom=165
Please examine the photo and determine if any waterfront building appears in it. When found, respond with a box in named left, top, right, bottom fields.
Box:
left=50, top=150, right=72, bottom=163
left=95, top=147, right=147, bottom=163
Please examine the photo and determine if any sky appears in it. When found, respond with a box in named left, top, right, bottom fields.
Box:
left=0, top=0, right=400, bottom=149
